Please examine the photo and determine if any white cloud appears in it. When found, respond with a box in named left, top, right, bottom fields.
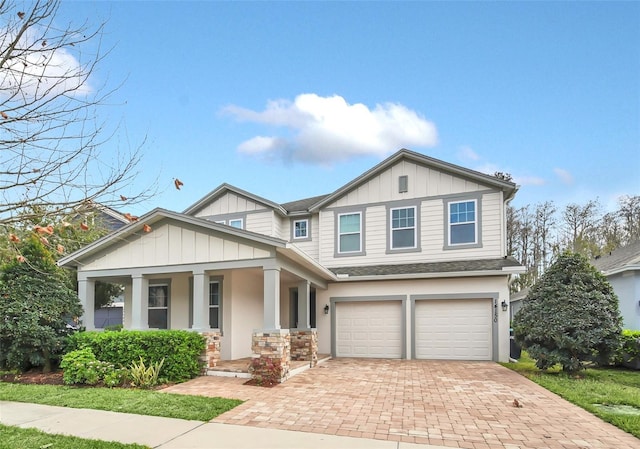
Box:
left=0, top=28, right=93, bottom=100
left=222, top=94, right=438, bottom=164
left=553, top=167, right=574, bottom=185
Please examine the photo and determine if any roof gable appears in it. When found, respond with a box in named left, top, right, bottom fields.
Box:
left=183, top=183, right=286, bottom=216
left=309, top=149, right=517, bottom=211
left=592, top=241, right=640, bottom=274
left=58, top=208, right=286, bottom=269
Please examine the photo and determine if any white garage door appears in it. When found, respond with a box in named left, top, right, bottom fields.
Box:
left=415, top=299, right=492, bottom=360
left=335, top=301, right=402, bottom=358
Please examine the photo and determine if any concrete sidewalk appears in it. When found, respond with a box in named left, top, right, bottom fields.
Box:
left=0, top=401, right=443, bottom=449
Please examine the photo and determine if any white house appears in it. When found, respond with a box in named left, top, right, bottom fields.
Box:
left=59, top=149, right=525, bottom=376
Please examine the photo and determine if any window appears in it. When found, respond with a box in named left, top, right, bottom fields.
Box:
left=229, top=218, right=243, bottom=229
left=338, top=212, right=362, bottom=253
left=449, top=200, right=477, bottom=245
left=293, top=219, right=308, bottom=239
left=148, top=284, right=168, bottom=329
left=390, top=206, right=416, bottom=249
left=209, top=281, right=221, bottom=329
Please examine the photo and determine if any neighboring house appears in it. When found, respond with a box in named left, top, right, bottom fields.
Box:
left=73, top=201, right=130, bottom=231
left=59, top=149, right=524, bottom=370
left=94, top=301, right=124, bottom=328
left=592, top=241, right=640, bottom=330
left=509, top=287, right=529, bottom=322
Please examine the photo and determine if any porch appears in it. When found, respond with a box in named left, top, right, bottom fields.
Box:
left=207, top=354, right=332, bottom=378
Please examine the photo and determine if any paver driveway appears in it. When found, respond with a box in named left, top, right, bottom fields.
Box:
left=163, top=359, right=640, bottom=449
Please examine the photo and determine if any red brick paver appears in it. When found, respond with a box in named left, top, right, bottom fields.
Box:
left=162, top=359, right=640, bottom=449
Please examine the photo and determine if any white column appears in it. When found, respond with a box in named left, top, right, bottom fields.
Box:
left=77, top=278, right=95, bottom=331
left=297, top=280, right=311, bottom=330
left=192, top=270, right=210, bottom=330
left=263, top=267, right=281, bottom=330
left=131, top=275, right=149, bottom=330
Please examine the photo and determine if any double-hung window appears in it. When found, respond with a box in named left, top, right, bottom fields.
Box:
left=338, top=212, right=362, bottom=254
left=209, top=281, right=221, bottom=329
left=449, top=200, right=477, bottom=245
left=148, top=284, right=169, bottom=329
left=390, top=206, right=416, bottom=249
left=293, top=219, right=308, bottom=239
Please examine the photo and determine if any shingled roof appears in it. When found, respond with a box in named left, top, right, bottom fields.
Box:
left=329, top=257, right=523, bottom=277
left=592, top=241, right=640, bottom=274
left=281, top=194, right=330, bottom=214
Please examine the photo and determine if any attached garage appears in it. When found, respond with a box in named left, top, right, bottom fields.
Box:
left=413, top=298, right=493, bottom=360
left=333, top=299, right=404, bottom=358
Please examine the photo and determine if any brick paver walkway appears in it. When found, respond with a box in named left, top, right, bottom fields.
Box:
left=162, top=359, right=640, bottom=449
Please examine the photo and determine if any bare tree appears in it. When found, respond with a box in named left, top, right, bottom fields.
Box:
left=617, top=195, right=640, bottom=244
left=561, top=200, right=601, bottom=258
left=532, top=201, right=556, bottom=274
left=0, top=0, right=149, bottom=225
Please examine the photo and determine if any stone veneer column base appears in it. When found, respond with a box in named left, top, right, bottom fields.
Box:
left=250, top=329, right=290, bottom=384
left=290, top=329, right=318, bottom=367
left=200, top=331, right=221, bottom=374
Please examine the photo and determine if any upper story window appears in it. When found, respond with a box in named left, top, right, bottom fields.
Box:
left=338, top=212, right=362, bottom=254
left=293, top=219, right=308, bottom=239
left=228, top=218, right=243, bottom=229
left=449, top=200, right=477, bottom=245
left=390, top=206, right=416, bottom=249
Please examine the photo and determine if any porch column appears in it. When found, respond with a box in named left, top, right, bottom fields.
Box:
left=192, top=270, right=210, bottom=331
left=77, top=278, right=95, bottom=331
left=297, top=280, right=311, bottom=330
left=263, top=266, right=281, bottom=330
left=131, top=274, right=149, bottom=330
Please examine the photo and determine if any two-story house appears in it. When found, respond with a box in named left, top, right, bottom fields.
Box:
left=59, top=149, right=524, bottom=374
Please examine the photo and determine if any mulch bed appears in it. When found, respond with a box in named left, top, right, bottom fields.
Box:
left=0, top=369, right=65, bottom=385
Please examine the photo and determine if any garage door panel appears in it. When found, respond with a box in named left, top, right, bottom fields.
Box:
left=415, top=299, right=492, bottom=361
left=336, top=301, right=402, bottom=358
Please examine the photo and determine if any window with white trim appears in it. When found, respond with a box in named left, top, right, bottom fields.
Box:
left=293, top=219, right=308, bottom=239
left=449, top=200, right=477, bottom=245
left=390, top=206, right=416, bottom=249
left=338, top=212, right=362, bottom=253
left=148, top=284, right=168, bottom=329
left=209, top=281, right=221, bottom=329
left=229, top=218, right=243, bottom=229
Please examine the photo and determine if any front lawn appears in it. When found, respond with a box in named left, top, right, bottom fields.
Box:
left=0, top=424, right=149, bottom=449
left=0, top=382, right=242, bottom=421
left=502, top=353, right=640, bottom=438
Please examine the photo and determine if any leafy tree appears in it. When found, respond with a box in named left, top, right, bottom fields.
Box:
left=513, top=252, right=622, bottom=373
left=0, top=235, right=82, bottom=372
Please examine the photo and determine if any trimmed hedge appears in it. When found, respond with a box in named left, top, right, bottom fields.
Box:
left=66, top=330, right=205, bottom=382
left=617, top=330, right=640, bottom=369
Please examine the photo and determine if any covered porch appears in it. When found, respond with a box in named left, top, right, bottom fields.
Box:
left=59, top=209, right=335, bottom=382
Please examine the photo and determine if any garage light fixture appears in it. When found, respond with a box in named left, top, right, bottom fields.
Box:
left=501, top=300, right=508, bottom=312
left=324, top=304, right=330, bottom=315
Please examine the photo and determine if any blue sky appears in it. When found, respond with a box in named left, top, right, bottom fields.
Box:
left=57, top=1, right=639, bottom=215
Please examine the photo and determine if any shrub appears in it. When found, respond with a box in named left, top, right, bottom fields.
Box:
left=60, top=348, right=126, bottom=387
left=66, top=330, right=205, bottom=382
left=129, top=357, right=164, bottom=388
left=615, top=330, right=640, bottom=367
left=249, top=357, right=283, bottom=386
left=513, top=252, right=622, bottom=373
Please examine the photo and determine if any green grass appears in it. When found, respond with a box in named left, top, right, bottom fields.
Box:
left=0, top=424, right=149, bottom=449
left=0, top=382, right=242, bottom=422
left=502, top=353, right=640, bottom=438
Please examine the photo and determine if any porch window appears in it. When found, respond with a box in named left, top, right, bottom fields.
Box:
left=148, top=284, right=168, bottom=329
left=338, top=212, right=362, bottom=253
left=209, top=281, right=222, bottom=329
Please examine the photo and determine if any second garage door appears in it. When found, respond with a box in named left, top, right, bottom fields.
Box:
left=335, top=301, right=402, bottom=358
left=414, top=299, right=492, bottom=360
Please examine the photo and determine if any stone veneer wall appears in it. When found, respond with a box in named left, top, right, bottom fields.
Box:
left=290, top=329, right=318, bottom=367
left=200, top=331, right=221, bottom=374
left=250, top=329, right=290, bottom=383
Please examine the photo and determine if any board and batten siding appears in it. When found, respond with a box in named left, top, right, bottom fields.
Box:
left=330, top=160, right=485, bottom=208
left=192, top=192, right=267, bottom=217
left=79, top=220, right=273, bottom=271
left=319, top=192, right=504, bottom=267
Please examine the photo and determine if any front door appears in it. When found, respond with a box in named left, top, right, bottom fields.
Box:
left=289, top=288, right=316, bottom=328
